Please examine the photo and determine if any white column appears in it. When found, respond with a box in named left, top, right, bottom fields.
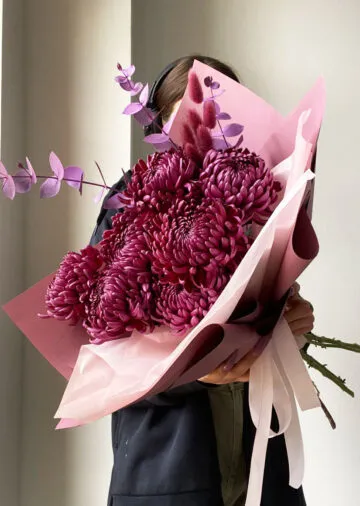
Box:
left=21, top=2, right=131, bottom=506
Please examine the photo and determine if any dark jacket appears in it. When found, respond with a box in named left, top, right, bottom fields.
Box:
left=90, top=178, right=307, bottom=506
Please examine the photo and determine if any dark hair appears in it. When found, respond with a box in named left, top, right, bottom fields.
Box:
left=154, top=55, right=240, bottom=123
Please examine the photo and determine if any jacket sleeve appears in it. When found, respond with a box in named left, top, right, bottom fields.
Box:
left=89, top=176, right=207, bottom=405
left=89, top=178, right=126, bottom=247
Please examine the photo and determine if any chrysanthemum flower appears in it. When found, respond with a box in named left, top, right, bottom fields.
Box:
left=201, top=148, right=281, bottom=224
left=121, top=150, right=197, bottom=210
left=153, top=282, right=218, bottom=334
left=99, top=209, right=150, bottom=264
left=45, top=246, right=103, bottom=324
left=149, top=196, right=250, bottom=289
left=84, top=239, right=154, bottom=343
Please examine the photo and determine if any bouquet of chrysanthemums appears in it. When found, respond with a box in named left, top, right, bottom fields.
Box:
left=2, top=60, right=359, bottom=506
left=46, top=76, right=283, bottom=342
left=2, top=64, right=281, bottom=341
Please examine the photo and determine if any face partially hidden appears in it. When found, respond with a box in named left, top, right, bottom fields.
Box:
left=163, top=100, right=181, bottom=125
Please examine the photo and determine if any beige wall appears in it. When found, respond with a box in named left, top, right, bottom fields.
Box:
left=132, top=1, right=360, bottom=505
left=0, top=0, right=24, bottom=504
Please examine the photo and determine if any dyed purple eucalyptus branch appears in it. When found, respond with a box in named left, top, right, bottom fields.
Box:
left=116, top=63, right=177, bottom=152
left=203, top=75, right=244, bottom=150
left=0, top=152, right=124, bottom=210
left=211, top=86, right=229, bottom=149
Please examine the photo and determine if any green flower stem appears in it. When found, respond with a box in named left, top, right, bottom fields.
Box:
left=318, top=396, right=337, bottom=430
left=305, top=332, right=360, bottom=353
left=301, top=350, right=355, bottom=397
left=311, top=381, right=336, bottom=429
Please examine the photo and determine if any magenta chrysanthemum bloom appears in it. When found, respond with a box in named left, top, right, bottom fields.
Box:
left=84, top=240, right=154, bottom=344
left=99, top=209, right=150, bottom=264
left=149, top=197, right=250, bottom=289
left=204, top=266, right=233, bottom=292
left=122, top=150, right=197, bottom=210
left=153, top=282, right=219, bottom=334
left=201, top=148, right=281, bottom=224
left=45, top=246, right=103, bottom=324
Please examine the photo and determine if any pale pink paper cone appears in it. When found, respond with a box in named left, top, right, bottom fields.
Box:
left=170, top=60, right=325, bottom=170
left=170, top=61, right=283, bottom=163
left=274, top=205, right=319, bottom=299
left=260, top=78, right=325, bottom=168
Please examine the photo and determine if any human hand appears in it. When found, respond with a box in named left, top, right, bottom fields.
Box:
left=199, top=335, right=269, bottom=385
left=284, top=283, right=314, bottom=336
left=199, top=284, right=315, bottom=385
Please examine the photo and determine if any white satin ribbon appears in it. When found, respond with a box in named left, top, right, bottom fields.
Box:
left=245, top=317, right=321, bottom=506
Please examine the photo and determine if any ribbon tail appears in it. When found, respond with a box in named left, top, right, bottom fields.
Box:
left=273, top=318, right=320, bottom=411
left=270, top=358, right=292, bottom=437
left=273, top=346, right=305, bottom=488
left=284, top=393, right=305, bottom=489
left=246, top=345, right=273, bottom=506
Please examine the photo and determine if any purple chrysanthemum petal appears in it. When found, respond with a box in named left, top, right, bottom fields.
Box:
left=122, top=150, right=197, bottom=211
left=149, top=196, right=250, bottom=289
left=153, top=282, right=220, bottom=334
left=201, top=148, right=282, bottom=224
left=45, top=246, right=104, bottom=324
left=84, top=235, right=154, bottom=343
left=98, top=209, right=149, bottom=264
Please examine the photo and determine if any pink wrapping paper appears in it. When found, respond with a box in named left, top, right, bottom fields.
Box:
left=4, top=120, right=318, bottom=424
left=170, top=60, right=325, bottom=169
left=2, top=65, right=326, bottom=506
left=4, top=274, right=88, bottom=380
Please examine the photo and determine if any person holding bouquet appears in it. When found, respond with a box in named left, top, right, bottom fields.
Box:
left=91, top=55, right=315, bottom=506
